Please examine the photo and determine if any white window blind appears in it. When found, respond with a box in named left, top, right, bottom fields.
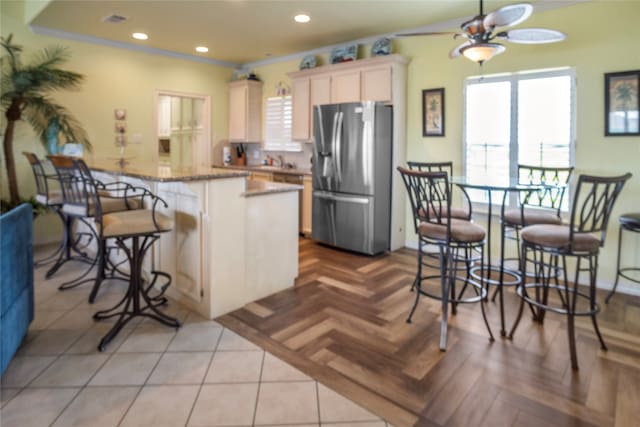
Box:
left=464, top=68, right=575, bottom=205
left=263, top=96, right=300, bottom=151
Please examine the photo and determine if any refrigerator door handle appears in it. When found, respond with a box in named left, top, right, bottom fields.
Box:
left=335, top=111, right=344, bottom=184
left=313, top=190, right=370, bottom=205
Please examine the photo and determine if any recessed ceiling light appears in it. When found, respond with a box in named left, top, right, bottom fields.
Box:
left=195, top=46, right=209, bottom=53
left=132, top=32, right=148, bottom=40
left=294, top=14, right=310, bottom=23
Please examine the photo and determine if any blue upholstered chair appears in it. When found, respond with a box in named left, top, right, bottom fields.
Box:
left=0, top=203, right=34, bottom=376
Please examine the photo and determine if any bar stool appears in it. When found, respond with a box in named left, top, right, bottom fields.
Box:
left=606, top=213, right=640, bottom=303
left=23, top=152, right=67, bottom=266
left=47, top=155, right=143, bottom=302
left=398, top=167, right=493, bottom=350
left=50, top=156, right=180, bottom=350
left=509, top=173, right=632, bottom=369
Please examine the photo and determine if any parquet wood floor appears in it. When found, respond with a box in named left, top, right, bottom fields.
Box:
left=218, top=239, right=640, bottom=426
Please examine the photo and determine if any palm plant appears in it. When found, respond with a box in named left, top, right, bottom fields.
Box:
left=1, top=34, right=91, bottom=206
left=615, top=82, right=635, bottom=133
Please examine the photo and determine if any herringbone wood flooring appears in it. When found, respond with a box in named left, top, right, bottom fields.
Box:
left=218, top=239, right=640, bottom=426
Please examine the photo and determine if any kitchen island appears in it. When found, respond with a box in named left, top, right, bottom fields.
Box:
left=88, top=160, right=301, bottom=319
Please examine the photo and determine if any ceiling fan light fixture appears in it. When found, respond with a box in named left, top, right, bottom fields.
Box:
left=461, top=42, right=505, bottom=64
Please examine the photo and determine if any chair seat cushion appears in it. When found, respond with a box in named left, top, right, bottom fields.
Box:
left=419, top=218, right=485, bottom=243
left=620, top=213, right=640, bottom=228
left=504, top=208, right=562, bottom=226
left=63, top=196, right=143, bottom=217
left=418, top=206, right=470, bottom=221
left=35, top=190, right=63, bottom=206
left=101, top=209, right=173, bottom=238
left=521, top=224, right=601, bottom=252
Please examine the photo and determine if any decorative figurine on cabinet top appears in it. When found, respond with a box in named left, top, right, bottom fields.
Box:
left=371, top=37, right=391, bottom=56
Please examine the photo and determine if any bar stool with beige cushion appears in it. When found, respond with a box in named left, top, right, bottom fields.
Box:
left=47, top=155, right=144, bottom=302
left=606, top=213, right=640, bottom=303
left=398, top=167, right=493, bottom=350
left=509, top=172, right=632, bottom=370
left=50, top=156, right=179, bottom=350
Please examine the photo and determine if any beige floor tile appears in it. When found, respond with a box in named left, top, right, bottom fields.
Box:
left=0, top=387, right=79, bottom=427
left=31, top=354, right=109, bottom=387
left=17, top=329, right=84, bottom=355
left=0, top=388, right=21, bottom=408
left=322, top=423, right=387, bottom=427
left=205, top=350, right=263, bottom=383
left=148, top=352, right=212, bottom=385
left=139, top=303, right=190, bottom=326
left=89, top=353, right=162, bottom=386
left=29, top=310, right=68, bottom=330
left=188, top=383, right=259, bottom=426
left=0, top=356, right=56, bottom=387
left=52, top=386, right=139, bottom=427
left=318, top=383, right=380, bottom=423
left=117, top=325, right=177, bottom=353
left=217, top=329, right=260, bottom=351
left=261, top=352, right=311, bottom=382
left=65, top=324, right=134, bottom=354
left=36, top=290, right=86, bottom=311
left=47, top=308, right=99, bottom=330
left=120, top=385, right=199, bottom=427
left=254, top=381, right=319, bottom=425
left=167, top=323, right=223, bottom=352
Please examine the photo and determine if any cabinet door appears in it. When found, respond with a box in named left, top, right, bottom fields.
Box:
left=331, top=71, right=361, bottom=103
left=309, top=76, right=331, bottom=142
left=229, top=85, right=247, bottom=141
left=302, top=176, right=313, bottom=235
left=362, top=66, right=392, bottom=102
left=291, top=78, right=310, bottom=141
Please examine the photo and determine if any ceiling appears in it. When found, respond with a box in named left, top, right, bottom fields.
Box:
left=29, top=0, right=576, bottom=67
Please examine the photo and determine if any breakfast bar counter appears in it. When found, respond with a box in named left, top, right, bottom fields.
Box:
left=89, top=160, right=300, bottom=319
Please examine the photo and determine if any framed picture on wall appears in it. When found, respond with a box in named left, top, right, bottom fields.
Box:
left=423, top=88, right=445, bottom=137
left=605, top=70, right=640, bottom=136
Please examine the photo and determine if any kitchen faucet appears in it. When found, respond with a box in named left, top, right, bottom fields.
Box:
left=277, top=155, right=284, bottom=168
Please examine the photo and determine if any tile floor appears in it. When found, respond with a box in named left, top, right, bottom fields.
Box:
left=0, top=247, right=392, bottom=427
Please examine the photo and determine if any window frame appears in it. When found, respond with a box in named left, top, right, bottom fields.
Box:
left=462, top=67, right=576, bottom=210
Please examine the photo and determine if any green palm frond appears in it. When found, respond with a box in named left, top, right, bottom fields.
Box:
left=29, top=45, right=71, bottom=70
left=24, top=95, right=91, bottom=149
left=0, top=34, right=22, bottom=73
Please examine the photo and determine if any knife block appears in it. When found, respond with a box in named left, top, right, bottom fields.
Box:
left=236, top=153, right=247, bottom=166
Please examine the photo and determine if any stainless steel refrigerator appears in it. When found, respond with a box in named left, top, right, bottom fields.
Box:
left=312, top=101, right=392, bottom=255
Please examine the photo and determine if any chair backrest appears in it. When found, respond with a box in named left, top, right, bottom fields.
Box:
left=518, top=164, right=574, bottom=213
left=569, top=173, right=632, bottom=248
left=407, top=161, right=453, bottom=176
left=47, top=155, right=102, bottom=221
left=398, top=166, right=451, bottom=237
left=22, top=152, right=53, bottom=203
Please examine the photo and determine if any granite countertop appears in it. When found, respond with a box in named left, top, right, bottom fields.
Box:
left=243, top=179, right=303, bottom=197
left=213, top=164, right=312, bottom=176
left=88, top=159, right=249, bottom=182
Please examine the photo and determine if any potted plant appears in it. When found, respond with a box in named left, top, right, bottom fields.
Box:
left=1, top=34, right=91, bottom=212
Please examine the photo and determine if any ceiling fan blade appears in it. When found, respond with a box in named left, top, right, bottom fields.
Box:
left=396, top=31, right=459, bottom=37
left=484, top=3, right=533, bottom=28
left=496, top=28, right=566, bottom=44
left=449, top=41, right=472, bottom=59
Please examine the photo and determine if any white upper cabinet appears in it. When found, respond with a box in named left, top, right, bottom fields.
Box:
left=228, top=80, right=263, bottom=143
left=288, top=55, right=407, bottom=142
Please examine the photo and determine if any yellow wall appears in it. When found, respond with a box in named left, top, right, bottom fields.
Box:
left=2, top=1, right=638, bottom=289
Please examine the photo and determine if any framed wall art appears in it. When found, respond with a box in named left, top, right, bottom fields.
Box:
left=423, top=88, right=445, bottom=137
left=605, top=70, right=639, bottom=136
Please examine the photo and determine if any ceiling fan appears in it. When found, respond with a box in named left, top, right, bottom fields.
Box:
left=398, top=0, right=566, bottom=65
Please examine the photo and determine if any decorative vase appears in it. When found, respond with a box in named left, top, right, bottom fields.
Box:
left=45, top=118, right=60, bottom=154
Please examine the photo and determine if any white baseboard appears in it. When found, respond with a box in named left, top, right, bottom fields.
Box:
left=401, top=240, right=640, bottom=298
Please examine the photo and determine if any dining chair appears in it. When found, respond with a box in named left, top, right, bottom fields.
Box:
left=398, top=167, right=493, bottom=350
left=509, top=172, right=632, bottom=369
left=503, top=164, right=574, bottom=259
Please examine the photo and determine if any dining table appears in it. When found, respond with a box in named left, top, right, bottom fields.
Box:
left=451, top=174, right=563, bottom=336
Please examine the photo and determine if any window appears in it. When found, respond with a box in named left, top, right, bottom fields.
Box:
left=263, top=96, right=300, bottom=151
left=463, top=68, right=575, bottom=205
